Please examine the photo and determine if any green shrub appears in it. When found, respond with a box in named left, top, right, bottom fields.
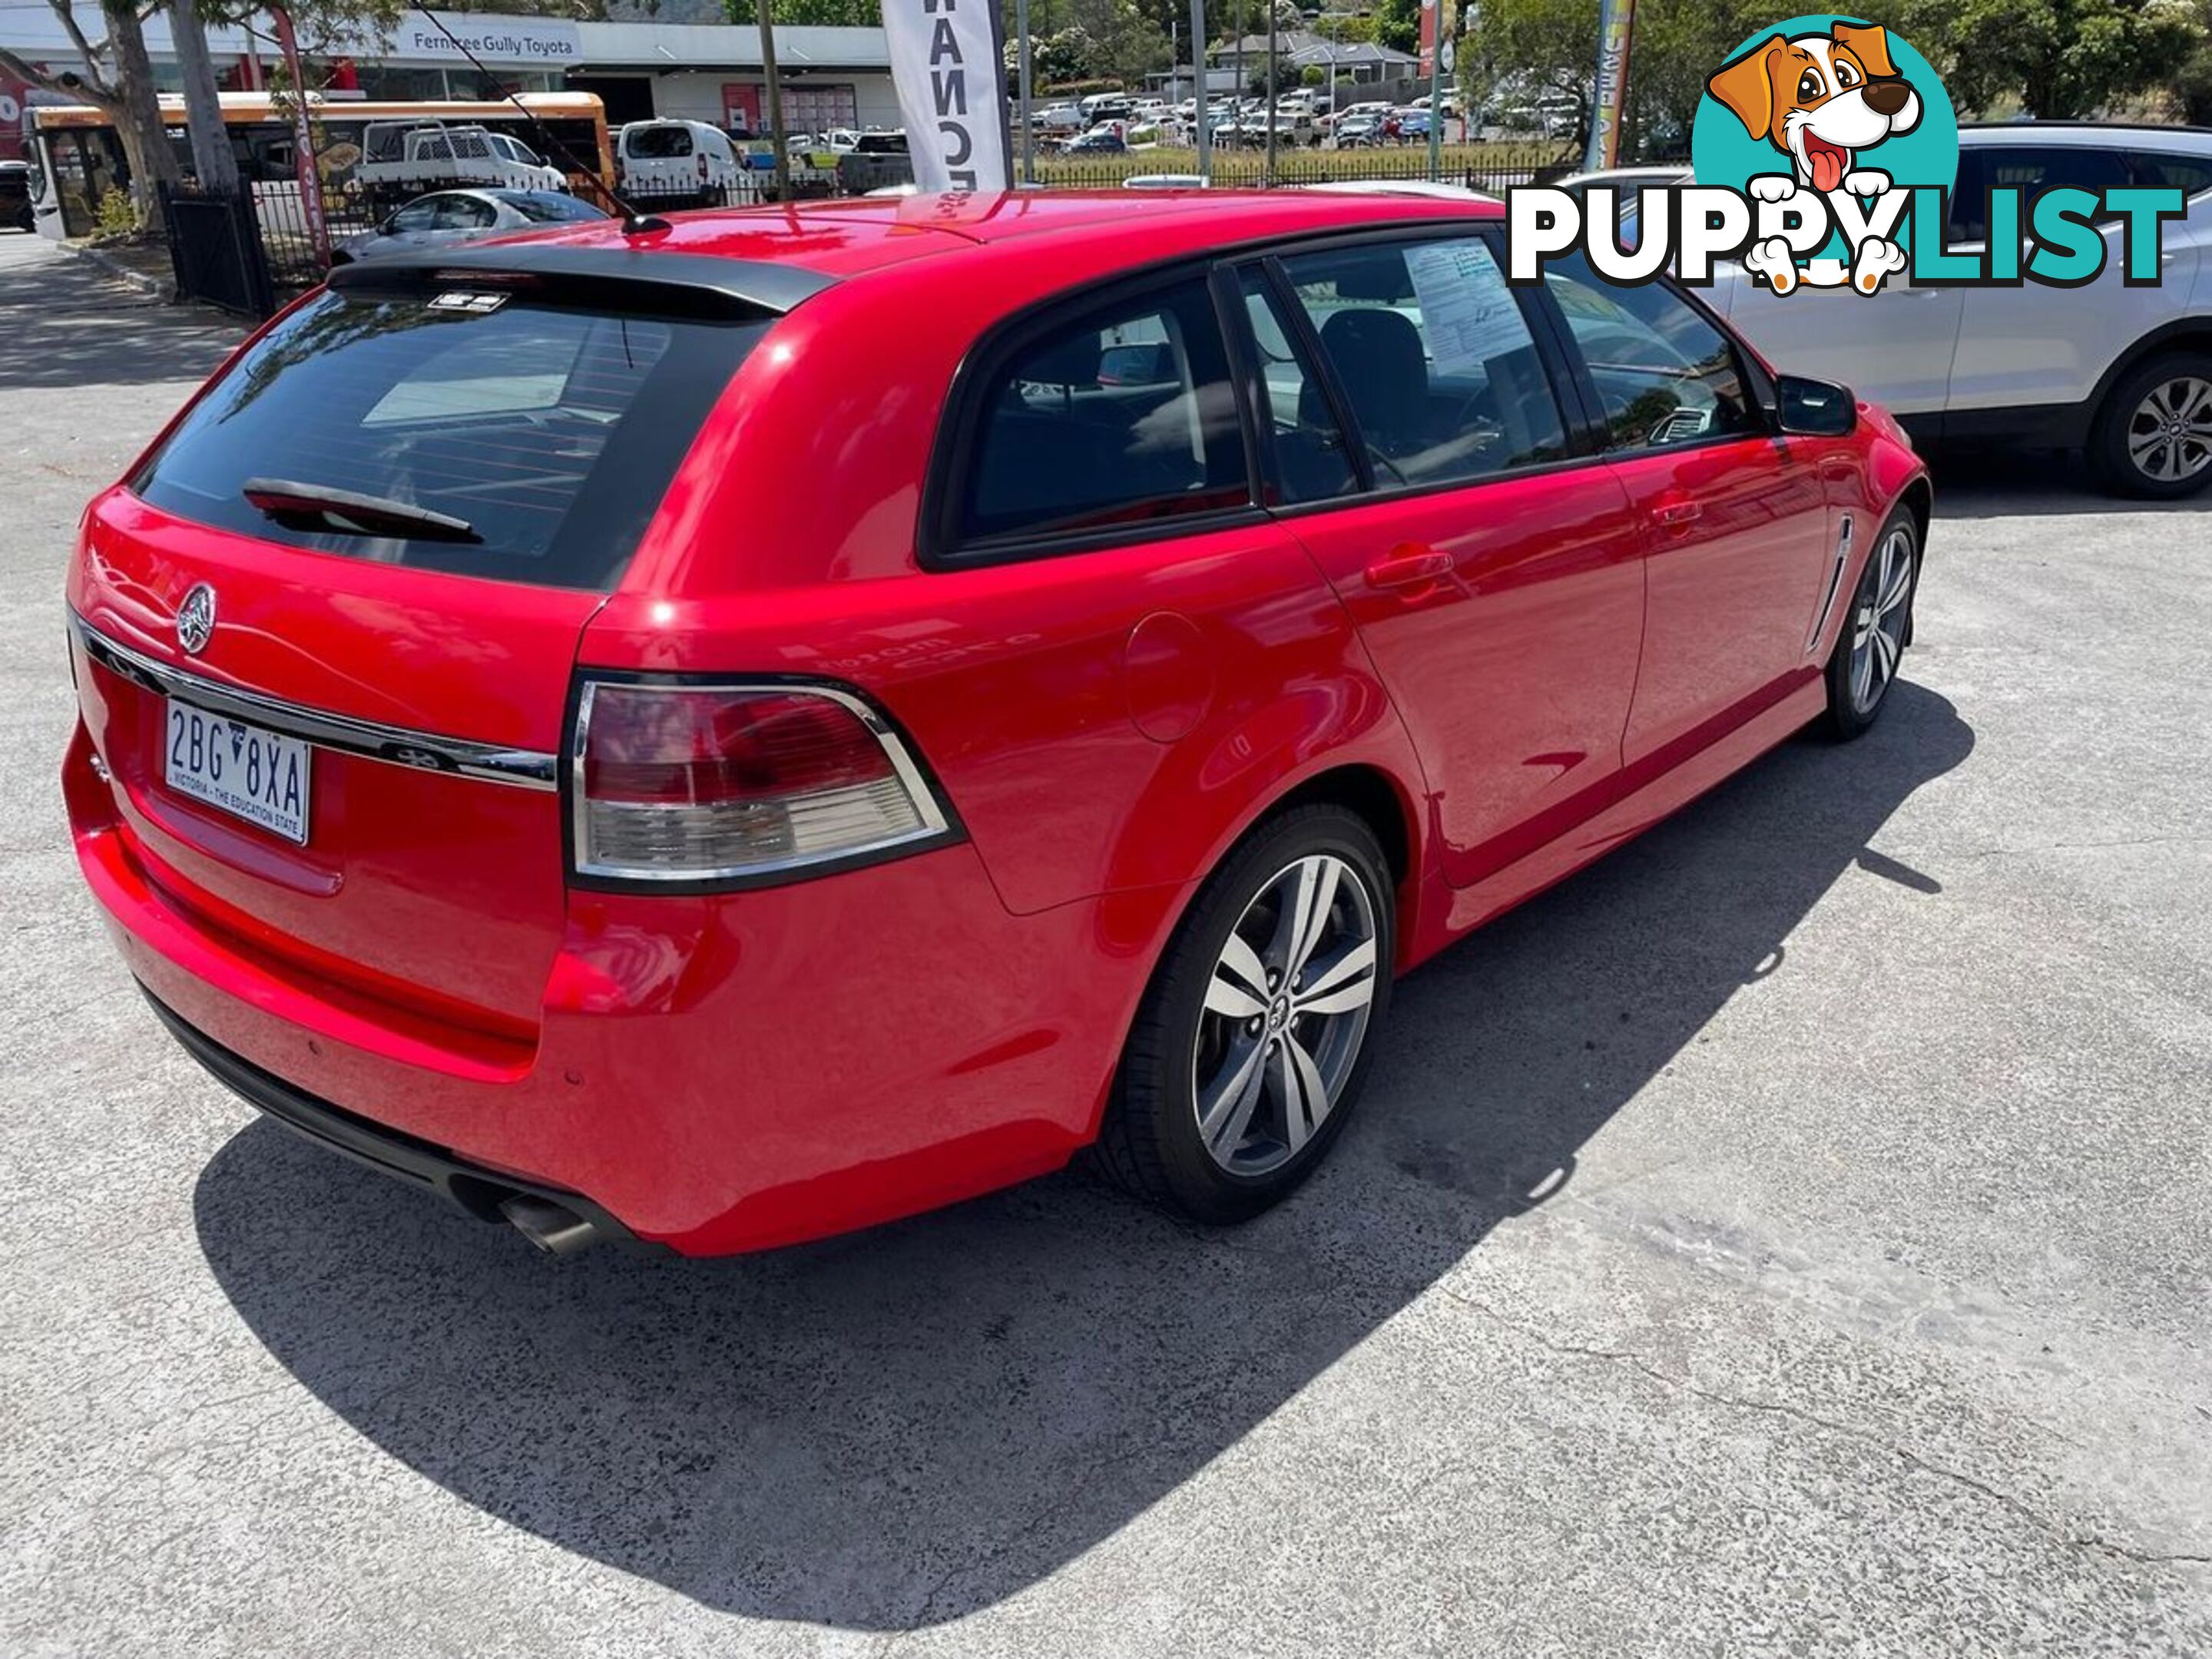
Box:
left=95, top=187, right=137, bottom=238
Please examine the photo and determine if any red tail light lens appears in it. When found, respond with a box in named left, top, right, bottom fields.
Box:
left=572, top=681, right=953, bottom=884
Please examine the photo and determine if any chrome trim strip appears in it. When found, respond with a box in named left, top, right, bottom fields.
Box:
left=571, top=680, right=954, bottom=882
left=68, top=611, right=559, bottom=792
left=1806, top=513, right=1853, bottom=654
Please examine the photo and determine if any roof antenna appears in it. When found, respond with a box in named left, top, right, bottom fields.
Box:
left=415, top=7, right=669, bottom=234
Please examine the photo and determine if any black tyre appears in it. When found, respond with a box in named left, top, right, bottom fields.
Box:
left=2088, top=352, right=2212, bottom=499
left=1823, top=507, right=1919, bottom=740
left=1092, top=803, right=1395, bottom=1224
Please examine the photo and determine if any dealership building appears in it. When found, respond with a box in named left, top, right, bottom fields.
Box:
left=0, top=6, right=904, bottom=161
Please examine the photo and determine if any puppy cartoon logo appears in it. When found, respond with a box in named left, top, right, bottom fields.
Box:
left=1707, top=23, right=1921, bottom=198
left=1693, top=15, right=1955, bottom=295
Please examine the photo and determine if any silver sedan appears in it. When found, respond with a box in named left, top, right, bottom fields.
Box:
left=333, top=189, right=608, bottom=264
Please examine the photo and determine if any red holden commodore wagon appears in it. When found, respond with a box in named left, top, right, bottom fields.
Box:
left=64, top=191, right=1929, bottom=1257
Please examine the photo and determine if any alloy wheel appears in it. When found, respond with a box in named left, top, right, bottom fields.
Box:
left=1849, top=526, right=1913, bottom=715
left=1191, top=853, right=1380, bottom=1177
left=2125, top=375, right=2212, bottom=485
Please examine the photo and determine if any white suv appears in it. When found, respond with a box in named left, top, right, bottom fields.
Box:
left=1587, top=125, right=2212, bottom=495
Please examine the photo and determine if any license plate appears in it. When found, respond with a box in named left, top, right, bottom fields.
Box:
left=163, top=700, right=312, bottom=845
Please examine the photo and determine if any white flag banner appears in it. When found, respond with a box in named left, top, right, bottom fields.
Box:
left=882, top=0, right=1012, bottom=193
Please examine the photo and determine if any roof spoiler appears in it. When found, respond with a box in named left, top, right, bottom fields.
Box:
left=327, top=244, right=834, bottom=322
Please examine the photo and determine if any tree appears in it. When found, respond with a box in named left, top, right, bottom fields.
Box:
left=1460, top=0, right=1792, bottom=157
left=2174, top=34, right=2212, bottom=121
left=1457, top=0, right=1593, bottom=147
left=1900, top=0, right=2200, bottom=118
left=728, top=0, right=874, bottom=22
left=170, top=0, right=239, bottom=195
left=1, top=0, right=180, bottom=225
left=1373, top=0, right=1418, bottom=55
left=1030, top=25, right=1101, bottom=84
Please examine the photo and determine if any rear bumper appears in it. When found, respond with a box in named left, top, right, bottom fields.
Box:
left=142, top=985, right=648, bottom=1247
left=71, top=717, right=1185, bottom=1256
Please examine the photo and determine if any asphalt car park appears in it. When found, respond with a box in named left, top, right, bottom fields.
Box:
left=4, top=230, right=2209, bottom=1654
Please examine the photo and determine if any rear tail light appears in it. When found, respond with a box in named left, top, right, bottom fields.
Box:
left=571, top=680, right=955, bottom=886
left=697, top=154, right=710, bottom=182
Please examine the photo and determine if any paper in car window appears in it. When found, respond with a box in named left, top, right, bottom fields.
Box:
left=1404, top=241, right=1531, bottom=377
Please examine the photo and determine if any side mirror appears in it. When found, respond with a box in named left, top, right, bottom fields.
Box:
left=1776, top=374, right=1857, bottom=438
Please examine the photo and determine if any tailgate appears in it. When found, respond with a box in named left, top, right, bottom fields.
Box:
left=70, top=492, right=596, bottom=1035
left=64, top=254, right=776, bottom=1038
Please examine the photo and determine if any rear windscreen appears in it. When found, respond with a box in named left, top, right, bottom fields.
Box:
left=134, top=290, right=766, bottom=590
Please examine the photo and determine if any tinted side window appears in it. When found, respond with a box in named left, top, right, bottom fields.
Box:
left=433, top=196, right=496, bottom=230
left=1274, top=237, right=1565, bottom=488
left=957, top=278, right=1248, bottom=547
left=2128, top=151, right=2212, bottom=197
left=1545, top=253, right=1760, bottom=452
left=1952, top=144, right=2133, bottom=243
left=1945, top=150, right=1987, bottom=245
left=631, top=126, right=695, bottom=158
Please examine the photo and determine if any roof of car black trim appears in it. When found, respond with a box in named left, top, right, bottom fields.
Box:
left=326, top=244, right=835, bottom=319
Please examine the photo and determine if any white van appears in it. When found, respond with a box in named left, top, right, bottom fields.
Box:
left=356, top=123, right=568, bottom=193
left=616, top=119, right=743, bottom=203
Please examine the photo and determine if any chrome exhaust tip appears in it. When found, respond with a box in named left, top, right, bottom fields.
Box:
left=500, top=1194, right=604, bottom=1256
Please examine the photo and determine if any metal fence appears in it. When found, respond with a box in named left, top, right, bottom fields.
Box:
left=1031, top=145, right=1578, bottom=194
left=159, top=182, right=276, bottom=319
left=214, top=141, right=1577, bottom=317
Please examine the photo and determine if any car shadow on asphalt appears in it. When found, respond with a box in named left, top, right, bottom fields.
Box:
left=192, top=681, right=1974, bottom=1631
left=1926, top=448, right=2212, bottom=519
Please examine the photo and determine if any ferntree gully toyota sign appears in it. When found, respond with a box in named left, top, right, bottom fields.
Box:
left=389, top=12, right=581, bottom=63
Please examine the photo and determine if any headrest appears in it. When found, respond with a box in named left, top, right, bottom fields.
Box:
left=1331, top=258, right=1416, bottom=304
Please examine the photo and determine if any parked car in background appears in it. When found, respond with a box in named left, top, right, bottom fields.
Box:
left=616, top=119, right=743, bottom=204
left=356, top=123, right=568, bottom=195
left=1555, top=164, right=1690, bottom=231
left=1307, top=180, right=1497, bottom=203
left=1596, top=124, right=2212, bottom=496
left=1333, top=113, right=1384, bottom=147
left=330, top=189, right=608, bottom=264
left=1065, top=127, right=1129, bottom=154
left=0, top=160, right=32, bottom=232
left=65, top=189, right=1926, bottom=1259
left=1322, top=101, right=1392, bottom=134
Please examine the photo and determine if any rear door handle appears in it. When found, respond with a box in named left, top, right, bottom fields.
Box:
left=1363, top=548, right=1453, bottom=590
left=1651, top=499, right=1703, bottom=529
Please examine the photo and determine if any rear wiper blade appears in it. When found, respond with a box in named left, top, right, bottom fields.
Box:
left=242, top=477, right=481, bottom=544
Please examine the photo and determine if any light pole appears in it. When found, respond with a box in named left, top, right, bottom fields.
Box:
left=1192, top=0, right=1210, bottom=181
left=1264, top=0, right=1277, bottom=185
left=1425, top=0, right=1445, bottom=181
left=1017, top=0, right=1034, bottom=184
left=757, top=0, right=791, bottom=201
